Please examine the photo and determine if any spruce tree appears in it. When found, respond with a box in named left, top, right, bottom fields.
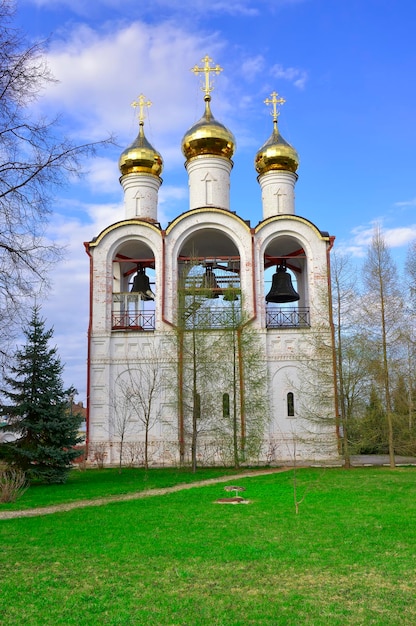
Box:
left=0, top=306, right=83, bottom=483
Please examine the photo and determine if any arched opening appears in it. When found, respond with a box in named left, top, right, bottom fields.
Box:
left=264, top=236, right=309, bottom=328
left=177, top=229, right=241, bottom=329
left=112, top=240, right=156, bottom=331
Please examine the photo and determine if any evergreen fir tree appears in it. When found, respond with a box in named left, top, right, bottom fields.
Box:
left=0, top=306, right=83, bottom=483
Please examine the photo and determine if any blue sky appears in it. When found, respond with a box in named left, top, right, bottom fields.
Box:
left=14, top=0, right=416, bottom=401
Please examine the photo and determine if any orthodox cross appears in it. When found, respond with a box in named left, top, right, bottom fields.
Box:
left=131, top=94, right=152, bottom=124
left=264, top=91, right=286, bottom=124
left=275, top=187, right=287, bottom=213
left=191, top=55, right=223, bottom=95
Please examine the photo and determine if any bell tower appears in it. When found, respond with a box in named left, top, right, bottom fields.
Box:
left=85, top=60, right=338, bottom=468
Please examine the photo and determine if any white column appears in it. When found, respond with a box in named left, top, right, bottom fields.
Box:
left=186, top=156, right=232, bottom=211
left=258, top=170, right=297, bottom=218
left=120, top=173, right=161, bottom=221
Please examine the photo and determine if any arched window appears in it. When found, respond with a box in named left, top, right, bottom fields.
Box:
left=177, top=229, right=241, bottom=329
left=264, top=236, right=310, bottom=329
left=287, top=392, right=295, bottom=417
left=111, top=241, right=156, bottom=331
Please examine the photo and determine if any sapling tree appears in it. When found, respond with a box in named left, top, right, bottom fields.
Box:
left=108, top=344, right=165, bottom=471
left=109, top=378, right=136, bottom=473
left=175, top=265, right=221, bottom=471
left=211, top=305, right=269, bottom=468
left=173, top=259, right=269, bottom=470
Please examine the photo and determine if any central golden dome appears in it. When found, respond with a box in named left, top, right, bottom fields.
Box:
left=255, top=124, right=299, bottom=175
left=119, top=122, right=163, bottom=177
left=182, top=95, right=235, bottom=161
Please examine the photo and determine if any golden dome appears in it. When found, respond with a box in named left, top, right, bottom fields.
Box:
left=119, top=122, right=163, bottom=177
left=182, top=95, right=235, bottom=161
left=255, top=125, right=299, bottom=175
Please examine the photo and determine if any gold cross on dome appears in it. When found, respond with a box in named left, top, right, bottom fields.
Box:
left=131, top=94, right=152, bottom=124
left=191, top=55, right=223, bottom=96
left=264, top=91, right=286, bottom=122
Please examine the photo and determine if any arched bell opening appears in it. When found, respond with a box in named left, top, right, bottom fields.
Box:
left=112, top=241, right=156, bottom=331
left=264, top=236, right=310, bottom=329
left=177, top=229, right=241, bottom=329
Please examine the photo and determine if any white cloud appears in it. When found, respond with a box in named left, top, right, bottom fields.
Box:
left=28, top=0, right=299, bottom=17
left=337, top=221, right=416, bottom=260
left=394, top=197, right=416, bottom=208
left=39, top=21, right=223, bottom=145
left=270, top=63, right=308, bottom=89
left=241, top=55, right=265, bottom=82
left=384, top=226, right=416, bottom=247
left=85, top=157, right=121, bottom=195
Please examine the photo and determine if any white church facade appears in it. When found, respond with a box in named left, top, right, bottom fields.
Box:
left=85, top=57, right=339, bottom=467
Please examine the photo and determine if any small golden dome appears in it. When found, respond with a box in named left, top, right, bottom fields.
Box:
left=182, top=95, right=235, bottom=161
left=119, top=122, right=163, bottom=177
left=255, top=125, right=299, bottom=175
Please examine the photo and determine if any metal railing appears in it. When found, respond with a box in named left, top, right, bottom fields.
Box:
left=112, top=312, right=155, bottom=330
left=179, top=306, right=241, bottom=329
left=112, top=293, right=155, bottom=331
left=266, top=307, right=310, bottom=329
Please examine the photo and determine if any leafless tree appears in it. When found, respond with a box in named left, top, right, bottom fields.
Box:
left=0, top=0, right=112, bottom=362
left=110, top=378, right=136, bottom=473
left=331, top=251, right=372, bottom=466
left=405, top=239, right=416, bottom=312
left=122, top=358, right=163, bottom=471
left=110, top=354, right=164, bottom=472
left=362, top=226, right=405, bottom=468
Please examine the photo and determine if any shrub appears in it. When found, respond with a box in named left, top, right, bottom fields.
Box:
left=0, top=466, right=28, bottom=503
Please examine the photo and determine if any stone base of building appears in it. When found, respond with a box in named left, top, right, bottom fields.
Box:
left=84, top=436, right=340, bottom=469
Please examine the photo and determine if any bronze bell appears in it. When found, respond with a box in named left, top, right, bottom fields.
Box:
left=266, top=264, right=300, bottom=303
left=131, top=265, right=155, bottom=300
left=200, top=266, right=221, bottom=298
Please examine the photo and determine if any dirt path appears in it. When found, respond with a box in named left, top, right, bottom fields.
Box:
left=0, top=468, right=291, bottom=520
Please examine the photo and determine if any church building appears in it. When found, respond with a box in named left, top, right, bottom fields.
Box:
left=85, top=56, right=339, bottom=467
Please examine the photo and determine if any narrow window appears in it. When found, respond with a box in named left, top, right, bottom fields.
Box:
left=222, top=393, right=230, bottom=418
left=287, top=392, right=294, bottom=417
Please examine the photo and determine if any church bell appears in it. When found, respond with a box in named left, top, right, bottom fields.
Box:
left=266, top=263, right=300, bottom=303
left=200, top=265, right=221, bottom=298
left=131, top=265, right=155, bottom=300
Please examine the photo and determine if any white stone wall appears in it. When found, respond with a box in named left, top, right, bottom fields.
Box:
left=86, top=210, right=338, bottom=466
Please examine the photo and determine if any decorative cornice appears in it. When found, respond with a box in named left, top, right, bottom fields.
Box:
left=255, top=214, right=330, bottom=240
left=87, top=219, right=162, bottom=248
left=165, top=207, right=251, bottom=236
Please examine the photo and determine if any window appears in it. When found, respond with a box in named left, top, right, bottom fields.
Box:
left=223, top=393, right=230, bottom=418
left=287, top=392, right=294, bottom=417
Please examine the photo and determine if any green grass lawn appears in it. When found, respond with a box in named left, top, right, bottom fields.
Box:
left=1, top=467, right=416, bottom=625
left=0, top=466, right=243, bottom=510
